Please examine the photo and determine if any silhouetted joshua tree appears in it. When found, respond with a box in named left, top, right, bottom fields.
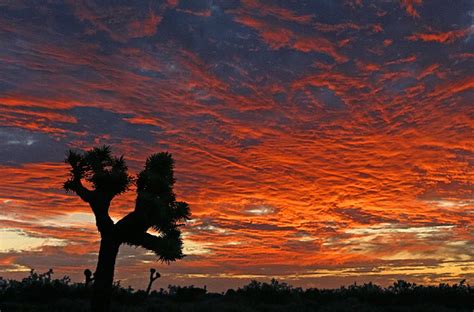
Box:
left=64, top=146, right=190, bottom=311
left=146, top=268, right=161, bottom=296
left=84, top=269, right=94, bottom=287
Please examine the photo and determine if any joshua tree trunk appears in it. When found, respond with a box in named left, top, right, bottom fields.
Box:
left=145, top=280, right=153, bottom=296
left=91, top=234, right=120, bottom=312
left=89, top=210, right=144, bottom=311
left=87, top=197, right=121, bottom=312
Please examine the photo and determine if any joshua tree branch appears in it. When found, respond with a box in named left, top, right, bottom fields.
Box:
left=66, top=178, right=115, bottom=235
left=94, top=213, right=115, bottom=236
left=115, top=210, right=148, bottom=236
left=65, top=176, right=93, bottom=203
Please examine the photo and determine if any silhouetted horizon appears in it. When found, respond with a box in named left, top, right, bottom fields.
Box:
left=1, top=269, right=473, bottom=311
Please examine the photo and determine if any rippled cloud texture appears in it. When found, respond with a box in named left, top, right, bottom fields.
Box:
left=0, top=0, right=473, bottom=291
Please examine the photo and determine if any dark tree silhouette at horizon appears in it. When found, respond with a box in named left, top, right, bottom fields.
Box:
left=64, top=146, right=190, bottom=311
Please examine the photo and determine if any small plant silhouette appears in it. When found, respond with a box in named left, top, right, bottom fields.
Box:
left=63, top=146, right=191, bottom=311
left=145, top=268, right=161, bottom=296
left=23, top=269, right=58, bottom=285
left=83, top=269, right=94, bottom=287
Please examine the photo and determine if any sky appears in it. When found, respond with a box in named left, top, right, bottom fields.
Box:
left=0, top=0, right=473, bottom=292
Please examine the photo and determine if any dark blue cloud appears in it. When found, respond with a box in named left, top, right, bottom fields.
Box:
left=0, top=127, right=66, bottom=164
left=68, top=107, right=161, bottom=144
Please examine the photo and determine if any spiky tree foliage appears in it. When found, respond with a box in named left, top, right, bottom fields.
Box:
left=63, top=146, right=190, bottom=311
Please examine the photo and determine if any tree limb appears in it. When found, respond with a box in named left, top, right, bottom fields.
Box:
left=72, top=179, right=94, bottom=203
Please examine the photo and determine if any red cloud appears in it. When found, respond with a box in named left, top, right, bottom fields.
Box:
left=400, top=0, right=423, bottom=18
left=71, top=2, right=173, bottom=42
left=234, top=16, right=347, bottom=62
left=127, top=12, right=161, bottom=38
left=238, top=0, right=313, bottom=24
left=234, top=15, right=293, bottom=49
left=407, top=28, right=470, bottom=43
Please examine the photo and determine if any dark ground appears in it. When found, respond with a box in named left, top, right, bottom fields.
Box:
left=1, top=270, right=473, bottom=311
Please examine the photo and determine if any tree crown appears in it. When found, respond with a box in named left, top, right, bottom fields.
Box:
left=63, top=146, right=190, bottom=262
left=64, top=145, right=132, bottom=197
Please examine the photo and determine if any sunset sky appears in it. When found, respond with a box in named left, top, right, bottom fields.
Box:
left=0, top=0, right=473, bottom=292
